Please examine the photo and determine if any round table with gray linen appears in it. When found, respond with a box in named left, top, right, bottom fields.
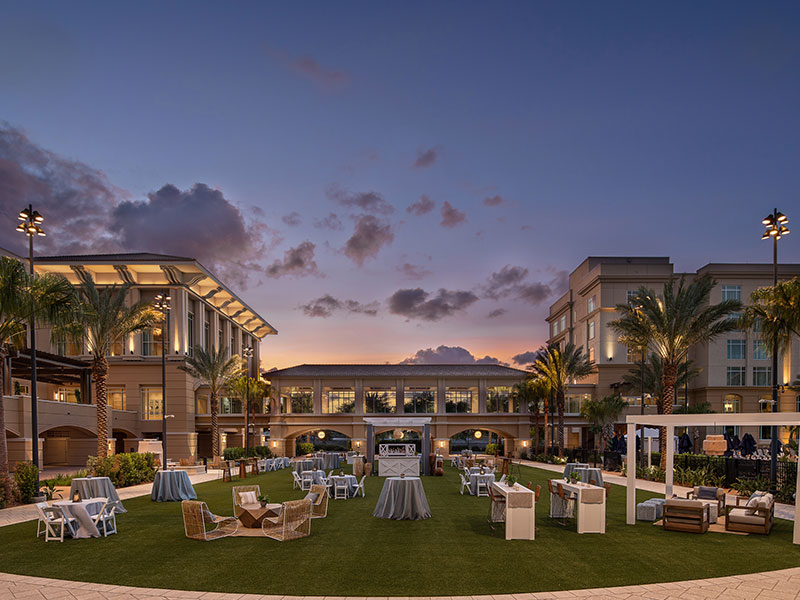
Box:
left=301, top=470, right=327, bottom=485
left=373, top=476, right=431, bottom=520
left=294, top=458, right=324, bottom=473
left=69, top=477, right=126, bottom=512
left=468, top=473, right=495, bottom=495
left=150, top=470, right=197, bottom=502
left=574, top=467, right=603, bottom=487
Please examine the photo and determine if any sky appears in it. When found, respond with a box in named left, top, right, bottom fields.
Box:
left=1, top=1, right=799, bottom=370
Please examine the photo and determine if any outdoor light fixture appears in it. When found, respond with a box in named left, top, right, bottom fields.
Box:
left=392, top=428, right=404, bottom=439
left=474, top=430, right=482, bottom=439
left=317, top=430, right=326, bottom=439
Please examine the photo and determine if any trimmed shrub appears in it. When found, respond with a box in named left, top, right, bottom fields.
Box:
left=297, top=442, right=314, bottom=456
left=223, top=447, right=246, bottom=461
left=86, top=452, right=156, bottom=488
left=484, top=443, right=499, bottom=456
left=14, top=461, right=39, bottom=503
left=252, top=445, right=273, bottom=458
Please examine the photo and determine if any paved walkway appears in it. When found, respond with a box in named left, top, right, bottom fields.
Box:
left=1, top=568, right=800, bottom=599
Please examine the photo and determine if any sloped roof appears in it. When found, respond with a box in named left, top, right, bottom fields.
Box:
left=267, top=364, right=527, bottom=378
left=36, top=252, right=195, bottom=262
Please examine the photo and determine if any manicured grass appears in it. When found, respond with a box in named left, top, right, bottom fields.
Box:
left=0, top=464, right=797, bottom=596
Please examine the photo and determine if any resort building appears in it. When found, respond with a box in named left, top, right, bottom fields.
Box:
left=265, top=364, right=529, bottom=457
left=1, top=248, right=276, bottom=467
left=548, top=256, right=800, bottom=448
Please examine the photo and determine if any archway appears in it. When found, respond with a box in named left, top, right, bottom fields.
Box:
left=285, top=427, right=355, bottom=455
left=40, top=425, right=96, bottom=466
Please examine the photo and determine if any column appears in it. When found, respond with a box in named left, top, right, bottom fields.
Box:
left=313, top=380, right=322, bottom=415
left=172, top=288, right=187, bottom=356
left=794, top=452, right=800, bottom=544
left=354, top=379, right=364, bottom=415
left=478, top=379, right=488, bottom=413
left=626, top=422, right=636, bottom=525
left=437, top=378, right=446, bottom=414
left=396, top=379, right=404, bottom=414
left=422, top=423, right=431, bottom=475
left=665, top=424, right=675, bottom=497
left=366, top=424, right=375, bottom=466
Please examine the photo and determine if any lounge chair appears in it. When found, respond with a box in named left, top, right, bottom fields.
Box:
left=662, top=498, right=709, bottom=534
left=725, top=492, right=774, bottom=535
left=262, top=499, right=312, bottom=541
left=182, top=500, right=238, bottom=541
left=232, top=484, right=261, bottom=516
left=305, top=484, right=329, bottom=518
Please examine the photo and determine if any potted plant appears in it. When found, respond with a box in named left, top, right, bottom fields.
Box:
left=258, top=494, right=271, bottom=508
left=506, top=475, right=518, bottom=488
left=568, top=471, right=581, bottom=484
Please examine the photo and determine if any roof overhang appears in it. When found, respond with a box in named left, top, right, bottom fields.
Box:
left=626, top=412, right=800, bottom=427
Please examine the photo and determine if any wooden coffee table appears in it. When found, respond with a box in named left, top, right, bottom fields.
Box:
left=237, top=503, right=282, bottom=528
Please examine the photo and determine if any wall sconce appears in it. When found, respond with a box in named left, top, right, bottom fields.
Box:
left=522, top=440, right=529, bottom=447
left=272, top=441, right=278, bottom=448
left=355, top=441, right=361, bottom=447
left=438, top=441, right=445, bottom=447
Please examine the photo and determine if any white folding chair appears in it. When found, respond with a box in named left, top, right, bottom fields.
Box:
left=291, top=471, right=302, bottom=490
left=36, top=503, right=76, bottom=542
left=334, top=478, right=349, bottom=500
left=354, top=475, right=366, bottom=498
left=476, top=479, right=489, bottom=498
left=35, top=502, right=48, bottom=537
left=92, top=499, right=118, bottom=537
left=498, top=473, right=507, bottom=484
left=300, top=471, right=313, bottom=491
left=459, top=473, right=469, bottom=495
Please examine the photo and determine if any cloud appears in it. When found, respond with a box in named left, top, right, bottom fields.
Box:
left=483, top=195, right=505, bottom=207
left=326, top=183, right=394, bottom=215
left=396, top=263, right=432, bottom=280
left=400, top=345, right=505, bottom=365
left=388, top=287, right=478, bottom=321
left=282, top=211, right=302, bottom=226
left=512, top=350, right=541, bottom=366
left=299, top=294, right=378, bottom=318
left=406, top=195, right=435, bottom=216
left=265, top=45, right=350, bottom=91
left=412, top=147, right=440, bottom=169
left=484, top=265, right=529, bottom=299
left=264, top=241, right=320, bottom=278
left=482, top=264, right=569, bottom=306
left=440, top=201, right=467, bottom=228
left=487, top=308, right=506, bottom=318
left=313, top=212, right=344, bottom=231
left=520, top=224, right=532, bottom=231
left=344, top=215, right=394, bottom=266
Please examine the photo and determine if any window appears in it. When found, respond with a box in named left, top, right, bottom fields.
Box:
left=624, top=395, right=657, bottom=407
left=721, top=285, right=741, bottom=302
left=588, top=347, right=595, bottom=362
left=108, top=386, right=126, bottom=410
left=722, top=394, right=741, bottom=413
left=279, top=387, right=313, bottom=414
left=55, top=387, right=79, bottom=403
left=446, top=387, right=477, bottom=413
left=753, top=317, right=762, bottom=332
left=404, top=388, right=436, bottom=413
left=627, top=290, right=638, bottom=304
left=219, top=396, right=243, bottom=414
left=56, top=340, right=82, bottom=356
left=197, top=394, right=210, bottom=415
left=726, top=367, right=745, bottom=386
left=587, top=321, right=595, bottom=340
left=552, top=320, right=559, bottom=336
left=626, top=346, right=642, bottom=364
left=487, top=386, right=517, bottom=412
left=759, top=426, right=772, bottom=441
left=141, top=387, right=163, bottom=420
left=753, top=340, right=768, bottom=360
left=323, top=388, right=355, bottom=413
left=759, top=397, right=773, bottom=440
left=565, top=393, right=592, bottom=413
left=727, top=313, right=743, bottom=332
left=723, top=425, right=740, bottom=438
left=753, top=366, right=771, bottom=387
left=587, top=295, right=596, bottom=312
left=727, top=339, right=745, bottom=360
left=109, top=336, right=124, bottom=357
left=559, top=315, right=566, bottom=332
left=187, top=310, right=194, bottom=357
left=142, top=327, right=163, bottom=356
left=365, top=387, right=396, bottom=413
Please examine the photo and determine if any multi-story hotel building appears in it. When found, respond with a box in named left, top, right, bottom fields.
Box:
left=547, top=256, right=800, bottom=448
left=1, top=249, right=275, bottom=467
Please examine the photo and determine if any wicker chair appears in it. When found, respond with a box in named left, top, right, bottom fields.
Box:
left=182, top=500, right=238, bottom=541
left=306, top=484, right=329, bottom=518
left=261, top=499, right=312, bottom=541
left=232, top=484, right=261, bottom=516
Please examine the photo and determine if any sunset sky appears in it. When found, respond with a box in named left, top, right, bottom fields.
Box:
left=1, top=1, right=799, bottom=369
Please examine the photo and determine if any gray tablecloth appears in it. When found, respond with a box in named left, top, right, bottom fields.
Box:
left=294, top=458, right=324, bottom=473
left=575, top=467, right=603, bottom=487
left=373, top=477, right=431, bottom=520
left=562, top=463, right=590, bottom=479
left=301, top=470, right=326, bottom=485
left=469, top=473, right=495, bottom=495
left=69, top=477, right=126, bottom=513
left=150, top=470, right=197, bottom=502
left=330, top=474, right=357, bottom=497
left=322, top=454, right=341, bottom=470
left=54, top=499, right=103, bottom=538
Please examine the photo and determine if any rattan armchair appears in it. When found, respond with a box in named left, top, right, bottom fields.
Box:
left=182, top=500, right=239, bottom=541
left=306, top=484, right=329, bottom=518
left=232, top=484, right=262, bottom=516
left=262, top=499, right=312, bottom=541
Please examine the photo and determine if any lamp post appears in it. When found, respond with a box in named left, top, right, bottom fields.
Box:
left=761, top=208, right=789, bottom=493
left=16, top=206, right=45, bottom=492
left=243, top=346, right=254, bottom=455
left=154, top=290, right=170, bottom=470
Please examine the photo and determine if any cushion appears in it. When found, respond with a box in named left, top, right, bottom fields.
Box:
left=697, top=486, right=718, bottom=500
left=745, top=494, right=762, bottom=515
left=758, top=493, right=774, bottom=510
left=666, top=498, right=703, bottom=509
left=305, top=492, right=320, bottom=504
left=727, top=507, right=767, bottom=525
left=239, top=491, right=258, bottom=505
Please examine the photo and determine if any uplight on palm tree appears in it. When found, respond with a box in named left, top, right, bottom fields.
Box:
left=621, top=353, right=701, bottom=414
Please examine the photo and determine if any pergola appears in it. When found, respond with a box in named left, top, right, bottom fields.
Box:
left=4, top=349, right=92, bottom=400
left=625, top=413, right=800, bottom=544
left=364, top=416, right=432, bottom=475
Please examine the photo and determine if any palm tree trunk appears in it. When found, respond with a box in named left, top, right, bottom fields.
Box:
left=0, top=345, right=12, bottom=505
left=557, top=389, right=565, bottom=457
left=93, top=355, right=109, bottom=458
left=211, top=393, right=219, bottom=458
left=533, top=407, right=540, bottom=453
left=660, top=362, right=678, bottom=470
left=543, top=400, right=550, bottom=451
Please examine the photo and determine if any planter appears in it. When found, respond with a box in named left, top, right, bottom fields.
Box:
left=32, top=493, right=47, bottom=503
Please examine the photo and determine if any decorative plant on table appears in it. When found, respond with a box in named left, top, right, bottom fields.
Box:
left=257, top=494, right=270, bottom=507
left=568, top=471, right=581, bottom=484
left=506, top=475, right=518, bottom=488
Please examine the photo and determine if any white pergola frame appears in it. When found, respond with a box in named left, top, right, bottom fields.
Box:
left=625, top=412, right=800, bottom=544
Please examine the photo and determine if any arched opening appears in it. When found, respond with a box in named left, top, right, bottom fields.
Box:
left=450, top=429, right=503, bottom=454
left=287, top=428, right=354, bottom=454
left=40, top=425, right=96, bottom=466
left=112, top=428, right=137, bottom=455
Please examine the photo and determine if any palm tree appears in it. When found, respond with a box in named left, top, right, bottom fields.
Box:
left=179, top=345, right=242, bottom=458
left=227, top=375, right=270, bottom=451
left=610, top=274, right=742, bottom=468
left=621, top=353, right=701, bottom=414
left=745, top=277, right=800, bottom=356
left=63, top=278, right=158, bottom=458
left=580, top=395, right=628, bottom=452
left=513, top=376, right=550, bottom=453
left=0, top=256, right=77, bottom=503
left=529, top=343, right=596, bottom=456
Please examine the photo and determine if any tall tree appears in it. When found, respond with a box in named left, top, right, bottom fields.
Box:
left=513, top=376, right=550, bottom=453
left=580, top=395, right=628, bottom=451
left=62, top=279, right=158, bottom=458
left=529, top=343, right=596, bottom=456
left=179, top=345, right=242, bottom=457
left=0, top=257, right=77, bottom=503
left=621, top=353, right=701, bottom=413
left=745, top=278, right=800, bottom=356
left=227, top=375, right=270, bottom=450
left=610, top=274, right=741, bottom=468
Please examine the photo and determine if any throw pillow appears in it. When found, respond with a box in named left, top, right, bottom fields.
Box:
left=240, top=491, right=258, bottom=505
left=745, top=494, right=762, bottom=515
left=697, top=486, right=717, bottom=500
left=306, top=492, right=320, bottom=504
left=758, top=493, right=774, bottom=510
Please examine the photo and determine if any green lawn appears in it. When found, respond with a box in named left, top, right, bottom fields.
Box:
left=0, top=464, right=797, bottom=596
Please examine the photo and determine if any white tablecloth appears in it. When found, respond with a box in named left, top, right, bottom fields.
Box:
left=53, top=499, right=104, bottom=539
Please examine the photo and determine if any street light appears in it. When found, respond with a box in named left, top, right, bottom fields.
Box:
left=17, top=205, right=45, bottom=493
left=243, top=346, right=254, bottom=455
left=761, top=208, right=789, bottom=493
left=154, top=290, right=170, bottom=470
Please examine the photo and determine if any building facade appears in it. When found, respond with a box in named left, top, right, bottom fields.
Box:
left=547, top=256, right=800, bottom=447
left=1, top=249, right=275, bottom=467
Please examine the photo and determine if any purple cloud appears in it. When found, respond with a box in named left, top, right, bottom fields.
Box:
left=412, top=147, right=440, bottom=169
left=299, top=294, right=378, bottom=318
left=265, top=45, right=350, bottom=91
left=313, top=212, right=344, bottom=231
left=440, top=201, right=467, bottom=228
left=406, top=195, right=435, bottom=216
left=482, top=265, right=569, bottom=306
left=397, top=263, right=432, bottom=280
left=388, top=287, right=478, bottom=321
left=344, top=215, right=394, bottom=266
left=282, top=211, right=302, bottom=226
left=326, top=183, right=394, bottom=215
left=512, top=350, right=543, bottom=366
left=265, top=241, right=320, bottom=278
left=483, top=195, right=505, bottom=207
left=487, top=308, right=506, bottom=319
left=401, top=345, right=506, bottom=365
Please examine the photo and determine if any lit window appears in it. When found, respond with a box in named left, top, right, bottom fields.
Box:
left=722, top=394, right=741, bottom=413
left=487, top=386, right=516, bottom=412
left=108, top=386, right=126, bottom=410
left=365, top=387, right=396, bottom=413
left=196, top=394, right=210, bottom=415
left=726, top=340, right=745, bottom=360
left=404, top=387, right=437, bottom=413
left=587, top=321, right=595, bottom=340
left=587, top=295, right=596, bottom=312
left=323, top=388, right=355, bottom=413
left=142, top=327, right=163, bottom=356
left=753, top=340, right=768, bottom=360
left=55, top=387, right=79, bottom=403
left=141, top=387, right=163, bottom=420
left=565, top=393, right=592, bottom=413
left=721, top=285, right=741, bottom=302
left=279, top=387, right=313, bottom=413
left=753, top=366, right=771, bottom=387
left=446, top=388, right=477, bottom=413
left=588, top=347, right=595, bottom=362
left=726, top=367, right=745, bottom=386
left=626, top=346, right=642, bottom=363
